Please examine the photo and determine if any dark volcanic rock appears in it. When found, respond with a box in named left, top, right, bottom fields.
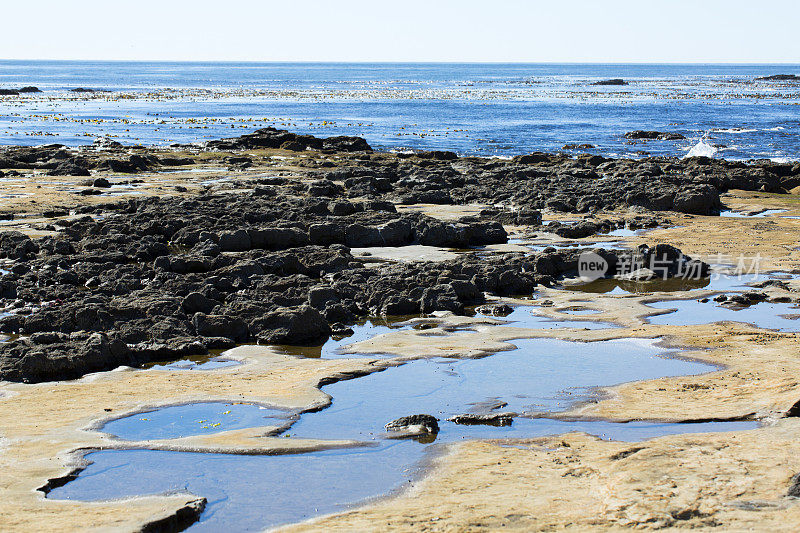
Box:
left=385, top=414, right=439, bottom=434
left=592, top=79, right=627, bottom=86
left=49, top=160, right=91, bottom=176
left=624, top=130, right=686, bottom=141
left=0, top=231, right=38, bottom=259
left=418, top=220, right=507, bottom=247
left=206, top=127, right=371, bottom=153
left=448, top=413, right=514, bottom=426
left=96, top=155, right=158, bottom=173
left=219, top=230, right=251, bottom=252
left=552, top=221, right=600, bottom=239
left=192, top=313, right=248, bottom=342
left=475, top=304, right=514, bottom=317
left=0, top=333, right=132, bottom=383
left=0, top=128, right=755, bottom=384
left=249, top=305, right=331, bottom=345
left=756, top=74, right=800, bottom=82
left=672, top=185, right=722, bottom=215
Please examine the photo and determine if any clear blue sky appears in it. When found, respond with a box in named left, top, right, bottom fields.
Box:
left=4, top=0, right=799, bottom=63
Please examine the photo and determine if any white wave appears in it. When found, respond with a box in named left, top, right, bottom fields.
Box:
left=712, top=128, right=757, bottom=134
left=683, top=137, right=718, bottom=158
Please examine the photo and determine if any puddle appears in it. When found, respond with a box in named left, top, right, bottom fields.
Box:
left=720, top=208, right=787, bottom=218
left=605, top=227, right=648, bottom=237
left=48, top=444, right=427, bottom=533
left=285, top=338, right=718, bottom=441
left=482, top=305, right=615, bottom=329
left=51, top=417, right=756, bottom=532
left=567, top=276, right=713, bottom=294
left=50, top=336, right=755, bottom=531
left=559, top=307, right=602, bottom=315
left=522, top=239, right=624, bottom=254
left=647, top=299, right=800, bottom=332
left=100, top=402, right=293, bottom=441
left=567, top=273, right=781, bottom=295
left=199, top=177, right=232, bottom=186
left=143, top=354, right=242, bottom=371
left=104, top=190, right=145, bottom=197
left=272, top=306, right=618, bottom=359
left=270, top=317, right=413, bottom=358
left=158, top=167, right=229, bottom=175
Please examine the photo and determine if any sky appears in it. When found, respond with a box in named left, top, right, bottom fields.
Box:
left=3, top=0, right=800, bottom=63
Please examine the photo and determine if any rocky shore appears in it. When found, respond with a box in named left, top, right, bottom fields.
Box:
left=0, top=127, right=789, bottom=383
left=3, top=126, right=800, bottom=532
left=0, top=128, right=737, bottom=383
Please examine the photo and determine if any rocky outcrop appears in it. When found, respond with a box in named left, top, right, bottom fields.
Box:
left=624, top=131, right=686, bottom=141
left=206, top=127, right=371, bottom=153
left=592, top=79, right=627, bottom=86
left=756, top=74, right=800, bottom=82
left=0, top=128, right=766, bottom=383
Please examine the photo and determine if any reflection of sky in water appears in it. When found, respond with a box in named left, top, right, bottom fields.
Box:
left=47, top=263, right=767, bottom=530
left=145, top=357, right=241, bottom=371
left=568, top=273, right=781, bottom=295
left=52, top=416, right=758, bottom=531
left=647, top=299, right=800, bottom=332
left=51, top=336, right=750, bottom=531
left=720, top=209, right=787, bottom=218
left=100, top=402, right=291, bottom=441
left=490, top=305, right=615, bottom=330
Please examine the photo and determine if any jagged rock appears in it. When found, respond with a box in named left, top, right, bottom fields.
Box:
left=250, top=305, right=331, bottom=345
left=624, top=130, right=686, bottom=141
left=191, top=313, right=248, bottom=342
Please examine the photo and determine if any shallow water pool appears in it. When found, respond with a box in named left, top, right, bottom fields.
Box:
left=647, top=299, right=800, bottom=332
left=48, top=327, right=755, bottom=530
left=100, top=402, right=292, bottom=441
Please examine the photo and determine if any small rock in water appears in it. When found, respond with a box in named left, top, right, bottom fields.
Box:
left=476, top=304, right=514, bottom=317
left=330, top=323, right=354, bottom=337
left=447, top=413, right=514, bottom=426
left=384, top=414, right=439, bottom=436
left=624, top=130, right=686, bottom=141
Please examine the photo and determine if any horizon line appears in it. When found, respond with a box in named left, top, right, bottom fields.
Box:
left=1, top=59, right=800, bottom=66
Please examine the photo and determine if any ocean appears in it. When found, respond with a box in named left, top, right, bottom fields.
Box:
left=0, top=61, right=798, bottom=161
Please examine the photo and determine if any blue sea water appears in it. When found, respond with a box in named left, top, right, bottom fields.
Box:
left=0, top=61, right=799, bottom=160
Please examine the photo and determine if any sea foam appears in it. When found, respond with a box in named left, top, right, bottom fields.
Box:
left=683, top=137, right=718, bottom=159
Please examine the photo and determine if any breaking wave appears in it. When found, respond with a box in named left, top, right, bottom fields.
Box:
left=683, top=136, right=718, bottom=158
